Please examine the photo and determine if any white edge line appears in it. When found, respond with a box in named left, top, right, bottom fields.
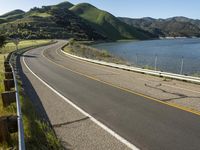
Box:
left=22, top=54, right=139, bottom=150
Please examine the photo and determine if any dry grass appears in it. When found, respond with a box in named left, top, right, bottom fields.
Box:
left=1, top=40, right=51, bottom=54
left=64, top=40, right=126, bottom=64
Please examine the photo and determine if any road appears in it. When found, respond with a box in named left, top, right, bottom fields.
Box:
left=21, top=41, right=200, bottom=150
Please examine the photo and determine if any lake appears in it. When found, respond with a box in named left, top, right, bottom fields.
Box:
left=93, top=38, right=200, bottom=75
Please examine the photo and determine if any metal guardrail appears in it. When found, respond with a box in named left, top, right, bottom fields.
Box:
left=9, top=53, right=25, bottom=150
left=61, top=50, right=200, bottom=84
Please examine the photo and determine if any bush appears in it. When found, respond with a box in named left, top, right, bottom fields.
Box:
left=0, top=35, right=6, bottom=48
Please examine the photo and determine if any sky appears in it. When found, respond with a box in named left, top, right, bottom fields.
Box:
left=0, top=0, right=200, bottom=19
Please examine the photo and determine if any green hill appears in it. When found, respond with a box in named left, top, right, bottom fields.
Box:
left=70, top=3, right=157, bottom=40
left=0, top=9, right=25, bottom=18
left=0, top=9, right=25, bottom=22
left=51, top=1, right=74, bottom=9
left=0, top=2, right=156, bottom=40
left=0, top=2, right=105, bottom=40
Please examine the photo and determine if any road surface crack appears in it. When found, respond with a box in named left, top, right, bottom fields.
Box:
left=144, top=83, right=200, bottom=101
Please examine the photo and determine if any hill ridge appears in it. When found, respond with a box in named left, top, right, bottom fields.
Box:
left=119, top=16, right=200, bottom=37
left=0, top=2, right=157, bottom=40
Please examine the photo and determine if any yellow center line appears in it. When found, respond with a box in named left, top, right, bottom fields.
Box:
left=58, top=49, right=200, bottom=95
left=42, top=47, right=200, bottom=116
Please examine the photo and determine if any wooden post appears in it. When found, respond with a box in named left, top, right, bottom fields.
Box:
left=7, top=116, right=18, bottom=133
left=4, top=79, right=14, bottom=91
left=4, top=66, right=12, bottom=72
left=4, top=63, right=10, bottom=67
left=4, top=61, right=9, bottom=66
left=0, top=116, right=18, bottom=143
left=4, top=72, right=13, bottom=79
left=1, top=91, right=16, bottom=107
left=0, top=116, right=10, bottom=143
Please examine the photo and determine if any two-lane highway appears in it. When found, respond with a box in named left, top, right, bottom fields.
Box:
left=21, top=41, right=200, bottom=150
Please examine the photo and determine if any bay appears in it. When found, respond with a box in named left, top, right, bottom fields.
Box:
left=93, top=38, right=200, bottom=75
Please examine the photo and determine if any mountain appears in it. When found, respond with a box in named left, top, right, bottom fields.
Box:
left=70, top=3, right=157, bottom=40
left=0, top=9, right=25, bottom=22
left=0, top=2, right=105, bottom=40
left=52, top=1, right=74, bottom=9
left=0, top=9, right=25, bottom=18
left=0, top=2, right=156, bottom=41
left=119, top=17, right=200, bottom=37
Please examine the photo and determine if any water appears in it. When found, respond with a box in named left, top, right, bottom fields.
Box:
left=93, top=38, right=200, bottom=75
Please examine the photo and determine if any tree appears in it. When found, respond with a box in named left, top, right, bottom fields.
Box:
left=0, top=35, right=6, bottom=48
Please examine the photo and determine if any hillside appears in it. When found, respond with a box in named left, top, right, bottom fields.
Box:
left=0, top=2, right=105, bottom=40
left=119, top=17, right=200, bottom=37
left=0, top=9, right=25, bottom=18
left=70, top=3, right=157, bottom=40
left=0, top=2, right=158, bottom=41
left=0, top=9, right=25, bottom=22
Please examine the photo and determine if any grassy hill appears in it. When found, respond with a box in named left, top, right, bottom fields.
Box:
left=0, top=9, right=25, bottom=18
left=0, top=2, right=156, bottom=40
left=70, top=3, right=157, bottom=40
left=119, top=17, right=200, bottom=37
left=0, top=2, right=105, bottom=40
left=0, top=9, right=25, bottom=22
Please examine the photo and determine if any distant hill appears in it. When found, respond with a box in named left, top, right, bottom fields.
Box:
left=119, top=17, right=200, bottom=37
left=0, top=2, right=157, bottom=40
left=70, top=3, right=157, bottom=40
left=0, top=2, right=105, bottom=40
left=0, top=9, right=25, bottom=18
left=0, top=9, right=25, bottom=22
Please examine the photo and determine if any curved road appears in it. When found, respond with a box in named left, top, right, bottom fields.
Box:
left=21, top=41, right=200, bottom=150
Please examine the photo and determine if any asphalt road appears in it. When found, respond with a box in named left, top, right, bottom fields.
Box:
left=22, top=41, right=200, bottom=150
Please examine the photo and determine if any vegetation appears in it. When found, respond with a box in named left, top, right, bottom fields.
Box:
left=18, top=80, right=62, bottom=150
left=0, top=9, right=25, bottom=22
left=0, top=2, right=105, bottom=40
left=0, top=40, right=62, bottom=149
left=70, top=3, right=157, bottom=40
left=0, top=2, right=156, bottom=41
left=1, top=40, right=51, bottom=54
left=0, top=36, right=6, bottom=48
left=142, top=65, right=156, bottom=70
left=191, top=72, right=200, bottom=77
left=63, top=39, right=126, bottom=64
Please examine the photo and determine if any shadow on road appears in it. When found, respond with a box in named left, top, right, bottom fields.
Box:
left=14, top=52, right=70, bottom=149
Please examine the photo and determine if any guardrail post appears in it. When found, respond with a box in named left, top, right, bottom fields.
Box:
left=4, top=61, right=9, bottom=66
left=4, top=72, right=13, bottom=80
left=7, top=116, right=18, bottom=133
left=1, top=91, right=16, bottom=107
left=4, top=79, right=15, bottom=91
left=0, top=116, right=10, bottom=142
left=0, top=116, right=18, bottom=143
left=4, top=65, right=12, bottom=72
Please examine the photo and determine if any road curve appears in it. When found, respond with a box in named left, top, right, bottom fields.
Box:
left=22, top=41, right=200, bottom=150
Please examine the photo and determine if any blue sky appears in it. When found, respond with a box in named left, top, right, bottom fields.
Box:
left=0, top=0, right=200, bottom=19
